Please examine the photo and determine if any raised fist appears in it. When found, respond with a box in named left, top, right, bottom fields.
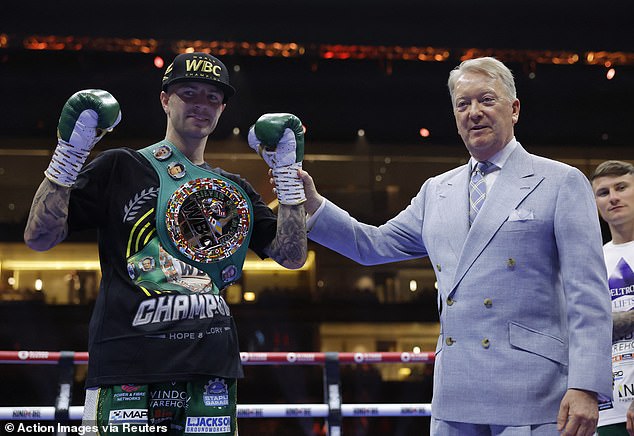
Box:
left=248, top=113, right=305, bottom=205
left=45, top=89, right=121, bottom=187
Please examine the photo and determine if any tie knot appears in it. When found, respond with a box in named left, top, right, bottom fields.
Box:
left=474, top=161, right=495, bottom=175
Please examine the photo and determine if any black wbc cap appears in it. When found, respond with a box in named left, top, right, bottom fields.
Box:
left=162, top=52, right=236, bottom=102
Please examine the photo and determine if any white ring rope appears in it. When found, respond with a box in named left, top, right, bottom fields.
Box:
left=1, top=404, right=432, bottom=420
left=0, top=350, right=435, bottom=422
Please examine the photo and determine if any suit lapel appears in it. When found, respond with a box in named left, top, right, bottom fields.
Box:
left=450, top=145, right=544, bottom=294
left=437, top=165, right=470, bottom=261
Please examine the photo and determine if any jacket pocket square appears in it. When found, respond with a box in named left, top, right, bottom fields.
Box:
left=508, top=208, right=534, bottom=221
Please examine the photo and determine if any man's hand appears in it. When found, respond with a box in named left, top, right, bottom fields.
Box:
left=556, top=389, right=598, bottom=436
left=626, top=401, right=634, bottom=435
left=298, top=169, right=324, bottom=215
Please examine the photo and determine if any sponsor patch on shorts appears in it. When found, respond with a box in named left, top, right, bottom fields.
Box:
left=108, top=408, right=149, bottom=424
left=185, top=416, right=231, bottom=433
left=203, top=378, right=229, bottom=407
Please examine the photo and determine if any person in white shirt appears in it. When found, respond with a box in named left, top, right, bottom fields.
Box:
left=591, top=160, right=634, bottom=436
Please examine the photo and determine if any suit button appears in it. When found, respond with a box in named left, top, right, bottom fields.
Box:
left=484, top=298, right=493, bottom=308
left=446, top=297, right=454, bottom=306
left=436, top=264, right=442, bottom=272
left=481, top=338, right=490, bottom=349
left=446, top=337, right=455, bottom=346
left=507, top=258, right=516, bottom=269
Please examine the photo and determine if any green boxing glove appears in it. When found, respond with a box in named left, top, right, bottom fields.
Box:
left=45, top=89, right=122, bottom=187
left=247, top=113, right=305, bottom=205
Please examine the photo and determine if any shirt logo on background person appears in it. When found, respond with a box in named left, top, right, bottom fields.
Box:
left=609, top=259, right=634, bottom=315
left=617, top=383, right=634, bottom=400
left=609, top=258, right=634, bottom=300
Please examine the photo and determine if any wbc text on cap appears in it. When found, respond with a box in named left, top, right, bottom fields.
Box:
left=162, top=52, right=236, bottom=102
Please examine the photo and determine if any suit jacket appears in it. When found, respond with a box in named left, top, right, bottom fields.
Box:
left=308, top=143, right=612, bottom=425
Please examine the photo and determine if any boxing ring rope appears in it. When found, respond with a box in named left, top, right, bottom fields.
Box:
left=0, top=350, right=435, bottom=435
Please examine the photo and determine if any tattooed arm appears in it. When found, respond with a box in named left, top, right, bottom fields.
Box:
left=24, top=178, right=71, bottom=251
left=613, top=311, right=634, bottom=340
left=263, top=203, right=307, bottom=269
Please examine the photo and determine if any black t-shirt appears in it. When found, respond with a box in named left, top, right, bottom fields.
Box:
left=69, top=147, right=277, bottom=387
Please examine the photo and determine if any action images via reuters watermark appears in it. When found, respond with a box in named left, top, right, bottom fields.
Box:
left=4, top=422, right=168, bottom=434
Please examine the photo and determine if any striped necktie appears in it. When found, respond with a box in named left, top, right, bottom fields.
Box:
left=469, top=161, right=495, bottom=225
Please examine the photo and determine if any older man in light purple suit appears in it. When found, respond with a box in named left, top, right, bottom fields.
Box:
left=300, top=57, right=612, bottom=435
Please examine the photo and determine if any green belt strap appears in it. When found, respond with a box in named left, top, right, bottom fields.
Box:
left=138, top=140, right=253, bottom=289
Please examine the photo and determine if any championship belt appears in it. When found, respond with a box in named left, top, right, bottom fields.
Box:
left=138, top=141, right=253, bottom=290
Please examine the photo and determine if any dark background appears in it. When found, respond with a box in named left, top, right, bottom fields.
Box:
left=1, top=0, right=632, bottom=147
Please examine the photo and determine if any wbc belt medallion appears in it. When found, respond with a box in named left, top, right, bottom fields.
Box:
left=166, top=178, right=251, bottom=263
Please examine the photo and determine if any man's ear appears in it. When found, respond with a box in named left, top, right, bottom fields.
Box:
left=160, top=91, right=169, bottom=114
left=512, top=99, right=520, bottom=125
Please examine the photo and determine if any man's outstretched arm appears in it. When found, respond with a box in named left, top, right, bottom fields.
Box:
left=25, top=89, right=121, bottom=251
left=24, top=179, right=71, bottom=251
left=264, top=203, right=307, bottom=270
